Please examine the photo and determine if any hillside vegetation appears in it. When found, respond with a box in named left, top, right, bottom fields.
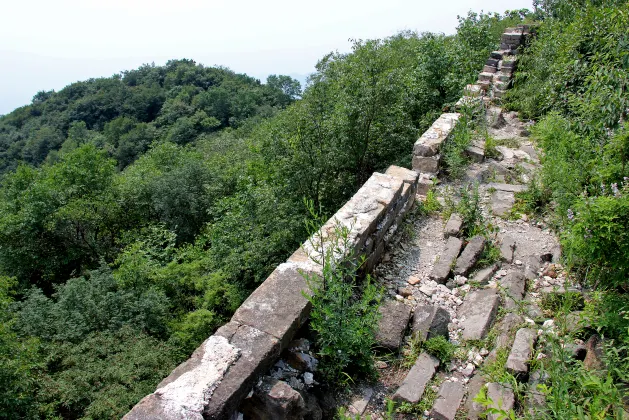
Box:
left=0, top=11, right=526, bottom=418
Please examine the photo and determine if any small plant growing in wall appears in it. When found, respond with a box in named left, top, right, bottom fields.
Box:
left=301, top=202, right=383, bottom=385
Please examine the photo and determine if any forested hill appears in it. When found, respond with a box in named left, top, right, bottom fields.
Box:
left=0, top=10, right=527, bottom=419
left=0, top=60, right=301, bottom=174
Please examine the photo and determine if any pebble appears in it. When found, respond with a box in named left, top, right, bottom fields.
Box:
left=462, top=363, right=475, bottom=376
left=375, top=361, right=388, bottom=369
left=515, top=260, right=523, bottom=265
left=303, top=372, right=314, bottom=385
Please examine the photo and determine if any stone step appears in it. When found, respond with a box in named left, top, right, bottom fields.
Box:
left=471, top=263, right=499, bottom=284
left=506, top=328, right=537, bottom=377
left=458, top=289, right=500, bottom=340
left=465, top=141, right=485, bottom=163
left=430, top=380, right=465, bottom=420
left=453, top=236, right=486, bottom=276
left=412, top=305, right=450, bottom=341
left=485, top=383, right=515, bottom=420
left=392, top=353, right=439, bottom=403
left=491, top=190, right=515, bottom=216
left=487, top=183, right=527, bottom=193
left=500, top=235, right=517, bottom=263
left=375, top=300, right=412, bottom=350
left=465, top=374, right=488, bottom=420
left=430, top=236, right=463, bottom=283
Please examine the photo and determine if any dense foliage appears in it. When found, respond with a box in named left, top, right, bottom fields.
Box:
left=0, top=11, right=522, bottom=418
left=507, top=0, right=629, bottom=417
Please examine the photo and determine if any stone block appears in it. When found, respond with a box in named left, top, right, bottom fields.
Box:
left=348, top=387, right=374, bottom=416
left=232, top=263, right=312, bottom=350
left=490, top=51, right=504, bottom=60
left=492, top=88, right=508, bottom=99
left=412, top=305, right=450, bottom=341
left=458, top=289, right=500, bottom=340
left=485, top=383, right=515, bottom=420
left=488, top=183, right=527, bottom=193
left=478, top=72, right=494, bottom=82
left=491, top=190, right=515, bottom=216
left=463, top=84, right=483, bottom=96
left=472, top=263, right=499, bottom=284
left=431, top=381, right=465, bottom=420
left=483, top=65, right=497, bottom=74
left=506, top=328, right=537, bottom=377
left=486, top=58, right=499, bottom=67
left=392, top=353, right=439, bottom=403
left=527, top=370, right=548, bottom=416
left=412, top=155, right=440, bottom=174
left=430, top=236, right=463, bottom=283
left=413, top=113, right=460, bottom=158
left=385, top=165, right=419, bottom=188
left=454, top=236, right=486, bottom=276
left=499, top=270, right=526, bottom=310
left=465, top=374, right=487, bottom=420
left=205, top=325, right=282, bottom=419
left=500, top=235, right=517, bottom=263
left=465, top=143, right=485, bottom=163
left=375, top=300, right=412, bottom=350
left=444, top=213, right=463, bottom=238
left=416, top=173, right=433, bottom=195
left=241, top=377, right=306, bottom=420
left=124, top=335, right=241, bottom=420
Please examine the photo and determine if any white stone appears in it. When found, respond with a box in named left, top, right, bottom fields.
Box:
left=303, top=372, right=314, bottom=385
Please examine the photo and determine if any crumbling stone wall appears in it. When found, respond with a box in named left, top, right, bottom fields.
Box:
left=125, top=25, right=531, bottom=420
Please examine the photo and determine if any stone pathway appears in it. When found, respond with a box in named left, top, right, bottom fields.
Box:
left=341, top=103, right=580, bottom=419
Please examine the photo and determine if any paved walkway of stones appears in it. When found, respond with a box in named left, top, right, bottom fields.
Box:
left=343, top=107, right=585, bottom=420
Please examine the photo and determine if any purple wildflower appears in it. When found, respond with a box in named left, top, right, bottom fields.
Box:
left=567, top=209, right=575, bottom=221
left=612, top=183, right=620, bottom=197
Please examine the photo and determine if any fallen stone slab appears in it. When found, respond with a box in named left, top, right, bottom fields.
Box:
left=491, top=190, right=516, bottom=216
left=430, top=236, right=463, bottom=283
left=499, top=271, right=526, bottom=310
left=392, top=353, right=439, bottom=403
left=526, top=370, right=548, bottom=416
left=465, top=374, right=488, bottom=420
left=458, top=289, right=500, bottom=341
left=444, top=213, right=463, bottom=238
left=487, top=183, right=527, bottom=193
left=412, top=305, right=450, bottom=341
left=375, top=300, right=412, bottom=350
left=524, top=255, right=540, bottom=280
left=241, top=377, right=306, bottom=420
left=500, top=235, right=517, bottom=263
left=472, top=263, right=499, bottom=284
left=465, top=142, right=485, bottom=163
left=506, top=328, right=537, bottom=377
left=489, top=313, right=525, bottom=359
left=454, top=236, right=486, bottom=276
left=485, top=383, right=515, bottom=420
left=431, top=381, right=465, bottom=420
left=348, top=387, right=374, bottom=416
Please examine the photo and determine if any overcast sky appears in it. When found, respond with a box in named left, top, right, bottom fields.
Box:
left=0, top=0, right=532, bottom=115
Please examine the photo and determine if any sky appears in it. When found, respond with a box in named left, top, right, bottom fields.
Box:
left=0, top=0, right=532, bottom=115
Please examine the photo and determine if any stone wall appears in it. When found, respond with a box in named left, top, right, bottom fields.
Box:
left=124, top=166, right=420, bottom=420
left=125, top=25, right=531, bottom=420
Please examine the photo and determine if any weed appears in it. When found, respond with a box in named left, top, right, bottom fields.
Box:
left=423, top=336, right=457, bottom=365
left=476, top=240, right=501, bottom=268
left=484, top=136, right=501, bottom=159
left=539, top=291, right=584, bottom=315
left=416, top=187, right=442, bottom=217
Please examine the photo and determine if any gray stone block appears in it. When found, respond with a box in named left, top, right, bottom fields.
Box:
left=500, top=235, right=517, bottom=263
left=430, top=236, right=463, bottom=283
left=499, top=270, right=526, bottom=311
left=458, top=289, right=500, bottom=340
left=506, top=328, right=537, bottom=377
left=375, top=300, right=412, bottom=350
left=486, top=383, right=515, bottom=420
left=472, top=263, right=499, bottom=284
left=465, top=144, right=485, bottom=163
left=412, top=155, right=440, bottom=174
left=431, top=381, right=465, bottom=420
left=413, top=113, right=460, bottom=158
left=491, top=190, right=515, bottom=216
left=487, top=183, right=527, bottom=193
left=392, top=353, right=439, bottom=403
left=232, top=264, right=312, bottom=350
left=453, top=235, right=486, bottom=276
left=444, top=213, right=463, bottom=238
left=205, top=325, right=282, bottom=419
left=125, top=335, right=241, bottom=420
left=412, top=305, right=450, bottom=341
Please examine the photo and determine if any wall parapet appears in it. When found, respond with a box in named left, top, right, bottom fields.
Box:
left=125, top=166, right=420, bottom=420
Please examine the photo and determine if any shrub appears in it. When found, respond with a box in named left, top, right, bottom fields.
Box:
left=302, top=217, right=382, bottom=384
